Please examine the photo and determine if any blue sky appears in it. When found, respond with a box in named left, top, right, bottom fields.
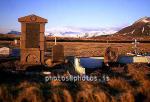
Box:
left=0, top=0, right=150, bottom=33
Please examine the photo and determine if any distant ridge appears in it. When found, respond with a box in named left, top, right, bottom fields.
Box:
left=93, top=17, right=150, bottom=41
left=116, top=17, right=150, bottom=36
left=7, top=30, right=21, bottom=35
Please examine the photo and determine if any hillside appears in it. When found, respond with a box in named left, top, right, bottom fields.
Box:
left=117, top=17, right=150, bottom=36
left=93, top=17, right=150, bottom=41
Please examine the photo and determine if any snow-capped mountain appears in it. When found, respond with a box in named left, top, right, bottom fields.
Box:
left=45, top=26, right=120, bottom=38
left=117, top=17, right=150, bottom=36
left=134, top=17, right=150, bottom=24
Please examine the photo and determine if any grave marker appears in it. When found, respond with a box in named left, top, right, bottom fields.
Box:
left=18, top=14, right=47, bottom=65
left=52, top=44, right=64, bottom=62
left=104, top=47, right=119, bottom=63
left=0, top=47, right=11, bottom=56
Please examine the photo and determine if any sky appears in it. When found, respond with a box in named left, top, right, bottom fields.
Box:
left=0, top=0, right=150, bottom=34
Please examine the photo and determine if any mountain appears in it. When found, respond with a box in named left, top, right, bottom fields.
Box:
left=46, top=26, right=119, bottom=38
left=92, top=17, right=150, bottom=41
left=116, top=17, right=150, bottom=37
left=7, top=30, right=21, bottom=35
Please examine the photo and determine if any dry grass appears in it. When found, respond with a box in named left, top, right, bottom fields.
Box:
left=0, top=85, right=13, bottom=102
left=91, top=90, right=113, bottom=102
left=108, top=78, right=133, bottom=92
left=120, top=91, right=135, bottom=102
left=77, top=81, right=94, bottom=91
left=0, top=39, right=150, bottom=57
left=48, top=88, right=73, bottom=102
left=0, top=62, right=150, bottom=102
left=128, top=64, right=147, bottom=81
left=75, top=81, right=114, bottom=102
left=50, top=80, right=63, bottom=87
left=76, top=87, right=113, bottom=102
left=15, top=81, right=43, bottom=102
left=137, top=79, right=150, bottom=97
left=17, top=81, right=40, bottom=89
left=46, top=42, right=150, bottom=57
left=0, top=37, right=150, bottom=102
left=16, top=86, right=43, bottom=102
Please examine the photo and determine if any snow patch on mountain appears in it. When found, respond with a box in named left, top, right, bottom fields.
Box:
left=45, top=26, right=121, bottom=37
left=134, top=17, right=150, bottom=24
left=142, top=27, right=145, bottom=33
left=131, top=29, right=135, bottom=34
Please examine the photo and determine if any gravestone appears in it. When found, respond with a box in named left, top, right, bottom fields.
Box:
left=104, top=47, right=119, bottom=63
left=52, top=44, right=64, bottom=62
left=18, top=14, right=47, bottom=65
left=0, top=47, right=11, bottom=56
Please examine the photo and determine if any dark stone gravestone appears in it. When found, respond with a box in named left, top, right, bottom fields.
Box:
left=104, top=46, right=119, bottom=64
left=52, top=44, right=64, bottom=63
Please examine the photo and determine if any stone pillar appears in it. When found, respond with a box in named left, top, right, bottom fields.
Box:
left=18, top=14, right=47, bottom=66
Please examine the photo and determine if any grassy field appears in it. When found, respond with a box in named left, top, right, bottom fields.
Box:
left=0, top=41, right=150, bottom=57
left=46, top=42, right=150, bottom=57
left=0, top=41, right=150, bottom=102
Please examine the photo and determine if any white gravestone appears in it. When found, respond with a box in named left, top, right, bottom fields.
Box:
left=0, top=47, right=11, bottom=56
